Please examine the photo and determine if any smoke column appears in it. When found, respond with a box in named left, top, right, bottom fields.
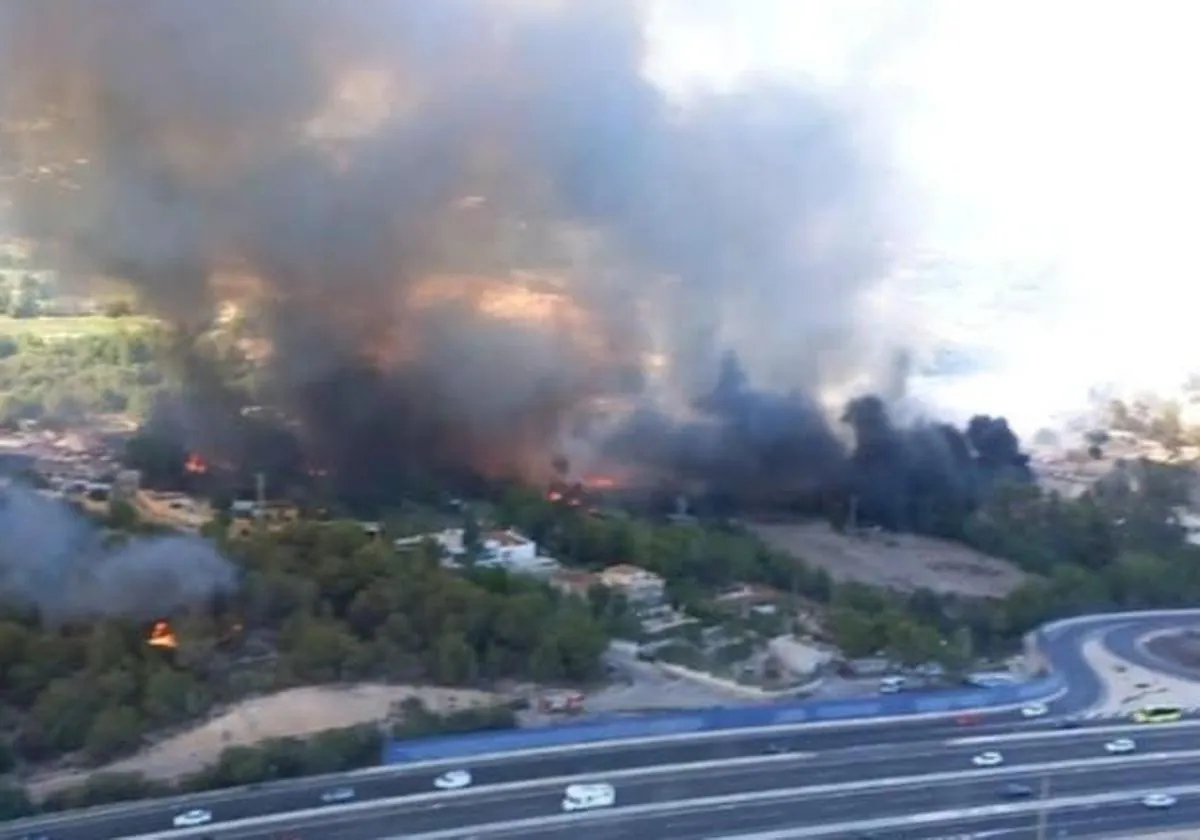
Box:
left=0, top=0, right=914, bottom=504
left=0, top=482, right=237, bottom=620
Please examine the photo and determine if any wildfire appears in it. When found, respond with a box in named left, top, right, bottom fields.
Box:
left=183, top=452, right=208, bottom=475
left=545, top=482, right=585, bottom=507
left=147, top=620, right=178, bottom=650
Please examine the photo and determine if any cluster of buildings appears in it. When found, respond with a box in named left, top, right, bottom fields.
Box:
left=393, top=526, right=668, bottom=608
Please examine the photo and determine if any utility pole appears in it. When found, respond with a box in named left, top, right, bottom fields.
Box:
left=255, top=471, right=266, bottom=533
left=1036, top=774, right=1050, bottom=840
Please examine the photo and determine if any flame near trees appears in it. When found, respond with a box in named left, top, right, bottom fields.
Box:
left=147, top=620, right=178, bottom=650
left=183, top=453, right=208, bottom=475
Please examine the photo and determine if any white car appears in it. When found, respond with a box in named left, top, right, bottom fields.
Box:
left=1142, top=793, right=1177, bottom=809
left=320, top=786, right=355, bottom=803
left=1105, top=738, right=1136, bottom=754
left=172, top=809, right=213, bottom=828
left=433, top=769, right=473, bottom=790
left=972, top=751, right=1004, bottom=767
left=1021, top=702, right=1049, bottom=718
left=562, top=783, right=616, bottom=812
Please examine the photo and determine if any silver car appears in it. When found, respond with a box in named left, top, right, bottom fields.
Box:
left=320, top=786, right=356, bottom=803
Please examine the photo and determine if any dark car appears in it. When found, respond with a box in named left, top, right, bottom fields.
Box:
left=1001, top=783, right=1034, bottom=799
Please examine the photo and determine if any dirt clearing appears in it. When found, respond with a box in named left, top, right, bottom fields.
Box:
left=750, top=520, right=1030, bottom=599
left=28, top=683, right=498, bottom=798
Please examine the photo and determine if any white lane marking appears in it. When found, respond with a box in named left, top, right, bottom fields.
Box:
left=117, top=749, right=1200, bottom=840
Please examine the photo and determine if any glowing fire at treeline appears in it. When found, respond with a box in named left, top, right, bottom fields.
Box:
left=147, top=620, right=178, bottom=649
left=145, top=618, right=244, bottom=650
left=183, top=453, right=208, bottom=475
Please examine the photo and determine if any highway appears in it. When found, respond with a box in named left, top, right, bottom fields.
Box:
left=14, top=717, right=1105, bottom=839
left=113, top=748, right=1200, bottom=840
left=48, top=727, right=1200, bottom=839
left=1105, top=619, right=1200, bottom=684
left=8, top=608, right=1200, bottom=840
left=865, top=799, right=1200, bottom=840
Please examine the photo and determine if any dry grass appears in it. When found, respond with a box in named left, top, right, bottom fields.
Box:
left=28, top=683, right=499, bottom=797
left=750, top=520, right=1030, bottom=599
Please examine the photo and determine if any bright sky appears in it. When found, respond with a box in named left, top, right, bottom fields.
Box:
left=644, top=0, right=1200, bottom=430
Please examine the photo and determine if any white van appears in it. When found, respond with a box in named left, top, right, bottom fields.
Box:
left=879, top=676, right=906, bottom=694
left=562, top=783, right=616, bottom=812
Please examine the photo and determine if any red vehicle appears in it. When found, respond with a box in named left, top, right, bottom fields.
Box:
left=955, top=712, right=981, bottom=726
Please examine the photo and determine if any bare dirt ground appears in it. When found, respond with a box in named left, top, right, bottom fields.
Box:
left=28, top=683, right=498, bottom=798
left=749, top=520, right=1030, bottom=599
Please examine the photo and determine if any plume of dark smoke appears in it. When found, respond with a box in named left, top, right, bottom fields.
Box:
left=0, top=482, right=237, bottom=620
left=603, top=352, right=1032, bottom=529
left=0, top=0, right=1022, bottom=517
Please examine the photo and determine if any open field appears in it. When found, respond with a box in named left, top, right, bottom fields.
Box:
left=749, top=520, right=1031, bottom=599
left=27, top=683, right=499, bottom=797
left=0, top=314, right=158, bottom=339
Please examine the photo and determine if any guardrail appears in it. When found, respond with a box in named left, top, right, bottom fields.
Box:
left=382, top=674, right=1064, bottom=762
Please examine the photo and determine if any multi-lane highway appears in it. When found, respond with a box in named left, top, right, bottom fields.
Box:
left=8, top=609, right=1200, bottom=840
left=112, top=728, right=1200, bottom=840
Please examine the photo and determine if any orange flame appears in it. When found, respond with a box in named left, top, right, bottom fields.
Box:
left=183, top=453, right=208, bottom=475
left=147, top=620, right=178, bottom=649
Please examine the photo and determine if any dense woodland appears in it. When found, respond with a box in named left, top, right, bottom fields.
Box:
left=0, top=330, right=165, bottom=424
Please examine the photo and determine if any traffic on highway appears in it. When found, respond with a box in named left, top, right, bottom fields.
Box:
left=8, top=608, right=1200, bottom=840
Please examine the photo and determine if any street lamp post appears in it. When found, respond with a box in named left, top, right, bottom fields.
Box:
left=1036, top=774, right=1051, bottom=840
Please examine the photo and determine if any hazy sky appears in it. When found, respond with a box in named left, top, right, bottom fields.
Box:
left=645, top=0, right=1200, bottom=429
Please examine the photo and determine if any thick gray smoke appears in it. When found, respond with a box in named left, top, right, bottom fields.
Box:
left=0, top=483, right=237, bottom=620
left=0, top=0, right=908, bottom=499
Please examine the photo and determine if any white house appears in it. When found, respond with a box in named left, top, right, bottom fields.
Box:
left=598, top=563, right=666, bottom=605
left=394, top=527, right=557, bottom=575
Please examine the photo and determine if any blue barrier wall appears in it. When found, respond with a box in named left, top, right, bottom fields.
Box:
left=382, top=674, right=1063, bottom=763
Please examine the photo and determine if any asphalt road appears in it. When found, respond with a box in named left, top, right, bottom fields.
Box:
left=12, top=716, right=1082, bottom=840
left=147, top=755, right=1200, bottom=840
left=1104, top=620, right=1200, bottom=683
left=34, top=728, right=1200, bottom=840
left=1039, top=612, right=1200, bottom=716
left=828, top=798, right=1200, bottom=840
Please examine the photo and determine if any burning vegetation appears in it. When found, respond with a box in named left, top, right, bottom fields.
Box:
left=0, top=1, right=1031, bottom=522
left=147, top=619, right=178, bottom=650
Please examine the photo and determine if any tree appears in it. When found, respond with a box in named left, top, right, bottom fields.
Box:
left=0, top=784, right=34, bottom=820
left=827, top=608, right=877, bottom=658
left=85, top=706, right=143, bottom=764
